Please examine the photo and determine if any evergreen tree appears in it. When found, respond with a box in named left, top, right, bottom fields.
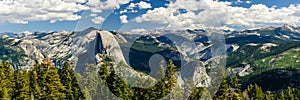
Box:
left=0, top=61, right=14, bottom=99
left=58, top=61, right=84, bottom=100
left=29, top=63, right=42, bottom=99
left=264, top=91, right=273, bottom=100
left=294, top=87, right=300, bottom=100
left=33, top=60, right=48, bottom=99
left=14, top=71, right=31, bottom=100
left=105, top=64, right=133, bottom=99
left=214, top=75, right=229, bottom=100
left=189, top=87, right=211, bottom=100
left=30, top=59, right=66, bottom=99
left=277, top=91, right=285, bottom=100
left=43, top=59, right=66, bottom=99
left=228, top=77, right=242, bottom=100
left=286, top=86, right=295, bottom=100
left=246, top=84, right=264, bottom=100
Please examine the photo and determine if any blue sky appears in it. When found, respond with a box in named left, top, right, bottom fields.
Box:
left=0, top=0, right=300, bottom=33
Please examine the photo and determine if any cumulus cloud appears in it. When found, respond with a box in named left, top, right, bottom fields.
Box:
left=90, top=13, right=97, bottom=17
left=0, top=0, right=134, bottom=24
left=137, top=1, right=152, bottom=9
left=92, top=16, right=105, bottom=24
left=123, top=1, right=152, bottom=13
left=0, top=0, right=89, bottom=24
left=120, top=15, right=129, bottom=24
left=135, top=0, right=300, bottom=30
left=85, top=0, right=132, bottom=24
left=128, top=3, right=136, bottom=9
left=86, top=0, right=132, bottom=13
left=3, top=0, right=300, bottom=31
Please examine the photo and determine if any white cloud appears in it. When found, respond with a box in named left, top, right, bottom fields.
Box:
left=90, top=13, right=97, bottom=17
left=245, top=1, right=251, bottom=4
left=123, top=1, right=151, bottom=13
left=87, top=0, right=132, bottom=13
left=0, top=0, right=89, bottom=24
left=92, top=16, right=105, bottom=24
left=131, top=28, right=147, bottom=33
left=85, top=0, right=132, bottom=24
left=120, top=9, right=128, bottom=14
left=120, top=15, right=128, bottom=24
left=137, top=1, right=152, bottom=9
left=128, top=3, right=136, bottom=9
left=64, top=0, right=87, bottom=3
left=135, top=0, right=300, bottom=30
left=0, top=0, right=134, bottom=24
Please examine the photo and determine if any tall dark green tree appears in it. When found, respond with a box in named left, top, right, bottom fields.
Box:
left=264, top=91, right=274, bottom=100
left=0, top=61, right=14, bottom=99
left=294, top=87, right=300, bottom=99
left=189, top=87, right=211, bottom=100
left=214, top=75, right=229, bottom=100
left=14, top=71, right=31, bottom=100
left=286, top=86, right=295, bottom=100
left=246, top=84, right=264, bottom=100
left=277, top=91, right=285, bottom=100
left=30, top=59, right=66, bottom=99
left=228, top=77, right=242, bottom=100
left=29, top=61, right=42, bottom=99
left=43, top=59, right=66, bottom=99
left=58, top=61, right=84, bottom=100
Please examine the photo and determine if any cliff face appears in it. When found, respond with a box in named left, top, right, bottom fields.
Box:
left=2, top=28, right=127, bottom=71
left=72, top=29, right=128, bottom=73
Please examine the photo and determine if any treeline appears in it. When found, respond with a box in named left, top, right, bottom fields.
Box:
left=1, top=58, right=300, bottom=99
left=0, top=59, right=84, bottom=100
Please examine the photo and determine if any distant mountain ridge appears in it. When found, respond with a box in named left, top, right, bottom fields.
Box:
left=1, top=25, right=300, bottom=91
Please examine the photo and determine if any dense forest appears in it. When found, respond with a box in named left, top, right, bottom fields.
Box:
left=1, top=58, right=300, bottom=100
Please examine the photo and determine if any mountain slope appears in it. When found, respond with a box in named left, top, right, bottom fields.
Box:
left=2, top=25, right=300, bottom=92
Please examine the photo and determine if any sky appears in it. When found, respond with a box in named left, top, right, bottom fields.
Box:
left=0, top=0, right=300, bottom=33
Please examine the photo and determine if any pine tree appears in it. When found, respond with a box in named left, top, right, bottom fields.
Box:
left=106, top=64, right=133, bottom=99
left=246, top=84, right=264, bottom=100
left=294, top=87, right=300, bottom=100
left=98, top=60, right=111, bottom=99
left=189, top=87, right=211, bottom=100
left=29, top=64, right=42, bottom=99
left=42, top=59, right=66, bottom=99
left=14, top=71, right=31, bottom=100
left=30, top=59, right=66, bottom=99
left=44, top=67, right=66, bottom=99
left=277, top=91, right=285, bottom=100
left=214, top=75, right=229, bottom=100
left=286, top=86, right=295, bottom=100
left=33, top=60, right=48, bottom=99
left=228, top=77, right=242, bottom=100
left=0, top=61, right=14, bottom=99
left=59, top=61, right=84, bottom=100
left=264, top=91, right=273, bottom=100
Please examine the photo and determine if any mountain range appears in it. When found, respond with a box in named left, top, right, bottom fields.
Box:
left=1, top=24, right=300, bottom=92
